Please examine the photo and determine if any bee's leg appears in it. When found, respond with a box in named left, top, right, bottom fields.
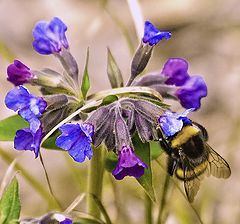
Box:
left=167, top=156, right=178, bottom=176
left=159, top=138, right=172, bottom=155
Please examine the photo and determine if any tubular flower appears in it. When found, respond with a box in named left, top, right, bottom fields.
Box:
left=56, top=123, right=94, bottom=162
left=175, top=75, right=208, bottom=109
left=5, top=86, right=47, bottom=157
left=162, top=58, right=208, bottom=110
left=158, top=109, right=193, bottom=138
left=112, top=145, right=148, bottom=180
left=5, top=86, right=47, bottom=132
left=14, top=127, right=42, bottom=158
left=143, top=21, right=172, bottom=46
left=161, top=58, right=190, bottom=86
left=32, top=17, right=69, bottom=55
left=7, top=60, right=33, bottom=86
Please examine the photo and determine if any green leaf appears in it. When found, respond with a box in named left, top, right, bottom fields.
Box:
left=133, top=135, right=156, bottom=202
left=104, top=152, right=118, bottom=172
left=101, top=95, right=118, bottom=106
left=0, top=115, right=28, bottom=141
left=107, top=48, right=123, bottom=88
left=150, top=141, right=164, bottom=160
left=0, top=177, right=21, bottom=224
left=41, top=131, right=62, bottom=150
left=81, top=48, right=90, bottom=99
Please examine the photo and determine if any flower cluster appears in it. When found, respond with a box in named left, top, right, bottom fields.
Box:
left=5, top=86, right=47, bottom=157
left=5, top=17, right=81, bottom=159
left=4, top=18, right=207, bottom=182
left=133, top=58, right=207, bottom=110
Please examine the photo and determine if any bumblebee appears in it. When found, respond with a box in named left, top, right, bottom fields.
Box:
left=160, top=121, right=231, bottom=202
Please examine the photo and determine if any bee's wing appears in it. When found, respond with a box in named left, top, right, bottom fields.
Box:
left=180, top=159, right=204, bottom=203
left=206, top=144, right=231, bottom=179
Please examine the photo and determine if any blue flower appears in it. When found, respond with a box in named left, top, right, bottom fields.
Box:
left=143, top=21, right=172, bottom=46
left=56, top=123, right=94, bottom=162
left=32, top=17, right=69, bottom=55
left=14, top=127, right=42, bottom=158
left=7, top=60, right=33, bottom=86
left=5, top=86, right=47, bottom=132
left=112, top=145, right=148, bottom=180
left=5, top=86, right=46, bottom=157
left=158, top=109, right=193, bottom=137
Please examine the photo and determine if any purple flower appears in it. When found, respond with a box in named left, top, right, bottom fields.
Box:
left=32, top=17, right=69, bottom=55
left=161, top=58, right=190, bottom=86
left=14, top=127, right=42, bottom=158
left=7, top=60, right=33, bottom=86
left=162, top=58, right=207, bottom=110
left=158, top=109, right=193, bottom=137
left=56, top=123, right=94, bottom=162
left=112, top=145, right=148, bottom=180
left=5, top=86, right=47, bottom=132
left=143, top=21, right=171, bottom=46
left=175, top=75, right=208, bottom=109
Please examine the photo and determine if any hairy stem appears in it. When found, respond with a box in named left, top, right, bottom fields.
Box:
left=87, top=145, right=106, bottom=218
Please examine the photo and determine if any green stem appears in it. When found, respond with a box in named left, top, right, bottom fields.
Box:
left=157, top=172, right=170, bottom=224
left=0, top=148, right=60, bottom=210
left=144, top=192, right=153, bottom=224
left=87, top=145, right=106, bottom=218
left=39, top=153, right=62, bottom=210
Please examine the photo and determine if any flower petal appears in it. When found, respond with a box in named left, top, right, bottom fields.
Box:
left=112, top=145, right=147, bottom=180
left=158, top=109, right=193, bottom=137
left=143, top=21, right=171, bottom=46
left=7, top=60, right=33, bottom=86
left=175, top=75, right=208, bottom=110
left=162, top=58, right=190, bottom=86
left=56, top=123, right=94, bottom=163
left=14, top=127, right=42, bottom=158
left=32, top=17, right=68, bottom=55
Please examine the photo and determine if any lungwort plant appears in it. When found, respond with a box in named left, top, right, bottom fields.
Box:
left=0, top=17, right=230, bottom=224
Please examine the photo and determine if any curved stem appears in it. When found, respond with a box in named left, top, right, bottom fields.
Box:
left=39, top=153, right=62, bottom=210
left=87, top=145, right=106, bottom=218
left=0, top=148, right=60, bottom=209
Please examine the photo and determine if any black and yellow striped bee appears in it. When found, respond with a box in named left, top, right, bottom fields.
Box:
left=160, top=121, right=231, bottom=202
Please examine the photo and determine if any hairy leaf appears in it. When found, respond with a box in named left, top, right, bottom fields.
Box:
left=81, top=48, right=90, bottom=99
left=107, top=48, right=124, bottom=88
left=0, top=115, right=28, bottom=141
left=0, top=177, right=21, bottom=224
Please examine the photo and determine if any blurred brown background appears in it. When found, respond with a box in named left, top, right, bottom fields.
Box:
left=0, top=0, right=239, bottom=223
